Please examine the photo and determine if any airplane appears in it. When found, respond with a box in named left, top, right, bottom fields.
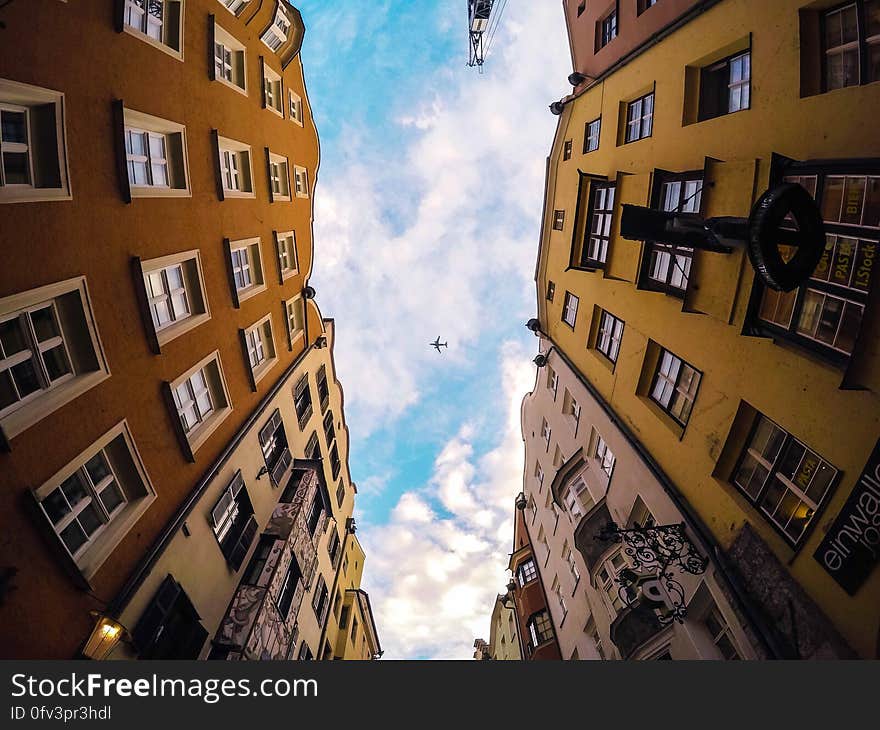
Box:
left=430, top=337, right=448, bottom=353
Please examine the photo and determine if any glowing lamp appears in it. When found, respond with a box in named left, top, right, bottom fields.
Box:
left=82, top=612, right=128, bottom=660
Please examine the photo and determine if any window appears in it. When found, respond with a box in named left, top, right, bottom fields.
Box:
left=586, top=618, right=606, bottom=659
left=294, top=374, right=313, bottom=429
left=756, top=171, right=877, bottom=361
left=243, top=313, right=278, bottom=386
left=547, top=281, right=556, bottom=301
left=562, top=389, right=580, bottom=429
left=323, top=410, right=335, bottom=447
left=643, top=174, right=703, bottom=295
left=597, top=9, right=618, bottom=50
left=275, top=231, right=298, bottom=280
left=285, top=296, right=304, bottom=349
left=210, top=471, right=257, bottom=570
left=122, top=107, right=189, bottom=198
left=304, top=431, right=319, bottom=460
left=535, top=461, right=544, bottom=488
left=700, top=597, right=741, bottom=659
left=297, top=642, right=313, bottom=660
left=259, top=409, right=292, bottom=487
left=625, top=91, right=654, bottom=143
left=638, top=0, right=659, bottom=14
left=242, top=535, right=275, bottom=586
left=167, top=352, right=231, bottom=458
left=527, top=495, right=537, bottom=523
left=577, top=1, right=586, bottom=17
left=596, top=309, right=623, bottom=363
left=540, top=418, right=551, bottom=449
left=276, top=556, right=302, bottom=619
left=289, top=90, right=304, bottom=125
left=584, top=117, right=601, bottom=153
left=822, top=1, right=880, bottom=91
left=649, top=348, right=701, bottom=426
left=132, top=575, right=207, bottom=659
left=220, top=0, right=249, bottom=15
left=316, top=366, right=330, bottom=411
left=327, top=529, right=341, bottom=567
left=563, top=542, right=581, bottom=584
left=627, top=496, right=656, bottom=529
left=0, top=277, right=110, bottom=442
left=564, top=474, right=595, bottom=519
left=217, top=136, right=255, bottom=198
left=552, top=576, right=567, bottom=617
left=139, top=250, right=210, bottom=348
left=339, top=604, right=350, bottom=629
left=584, top=183, right=615, bottom=266
left=733, top=413, right=838, bottom=546
left=553, top=209, right=565, bottom=231
left=313, top=574, right=329, bottom=624
left=268, top=151, right=291, bottom=201
left=595, top=434, right=616, bottom=477
left=563, top=139, right=572, bottom=161
left=553, top=445, right=564, bottom=468
left=699, top=51, right=751, bottom=121
left=267, top=152, right=290, bottom=203
left=263, top=62, right=284, bottom=117
left=0, top=79, right=71, bottom=202
left=306, top=496, right=323, bottom=537
left=122, top=0, right=184, bottom=59
left=330, top=442, right=341, bottom=480
left=597, top=549, right=627, bottom=616
left=527, top=610, right=554, bottom=651
left=336, top=481, right=346, bottom=508
left=34, top=421, right=155, bottom=579
left=293, top=165, right=309, bottom=198
left=562, top=291, right=579, bottom=327
left=546, top=365, right=558, bottom=397
left=226, top=237, right=266, bottom=305
left=213, top=24, right=248, bottom=95
left=537, top=526, right=550, bottom=559
left=263, top=4, right=293, bottom=52
left=516, top=558, right=538, bottom=586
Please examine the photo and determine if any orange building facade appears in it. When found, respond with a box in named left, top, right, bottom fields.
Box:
left=0, top=0, right=338, bottom=659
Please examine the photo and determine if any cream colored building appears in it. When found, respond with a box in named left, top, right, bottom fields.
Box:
left=488, top=594, right=522, bottom=660
left=520, top=339, right=763, bottom=659
left=110, top=317, right=369, bottom=660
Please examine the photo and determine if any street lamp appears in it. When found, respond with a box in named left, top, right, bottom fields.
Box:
left=82, top=611, right=128, bottom=660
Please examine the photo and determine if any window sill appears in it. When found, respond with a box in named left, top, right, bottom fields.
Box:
left=281, top=268, right=298, bottom=282
left=237, top=282, right=268, bottom=305
left=122, top=25, right=184, bottom=62
left=222, top=188, right=256, bottom=200
left=290, top=117, right=304, bottom=127
left=638, top=394, right=687, bottom=440
left=156, top=312, right=211, bottom=349
left=1, top=370, right=111, bottom=443
left=75, top=494, right=157, bottom=580
left=186, top=405, right=234, bottom=457
left=215, top=77, right=249, bottom=97
left=273, top=193, right=293, bottom=203
left=288, top=328, right=304, bottom=351
left=294, top=192, right=309, bottom=200
left=267, top=105, right=284, bottom=119
left=252, top=356, right=279, bottom=388
left=130, top=185, right=192, bottom=199
left=0, top=187, right=72, bottom=204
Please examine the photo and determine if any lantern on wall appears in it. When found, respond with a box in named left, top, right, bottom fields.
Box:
left=82, top=611, right=128, bottom=660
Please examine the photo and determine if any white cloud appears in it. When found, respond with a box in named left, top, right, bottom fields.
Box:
left=358, top=341, right=536, bottom=659
left=311, top=1, right=569, bottom=437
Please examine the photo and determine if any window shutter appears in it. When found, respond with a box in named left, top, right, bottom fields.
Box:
left=259, top=56, right=267, bottom=109
left=271, top=449, right=292, bottom=486
left=131, top=575, right=181, bottom=653
left=208, top=16, right=217, bottom=81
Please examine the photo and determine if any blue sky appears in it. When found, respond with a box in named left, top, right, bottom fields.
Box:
left=296, top=0, right=570, bottom=658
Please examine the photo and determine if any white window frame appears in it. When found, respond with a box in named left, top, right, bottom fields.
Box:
left=0, top=277, right=109, bottom=442
left=140, top=250, right=211, bottom=347
left=217, top=135, right=255, bottom=198
left=625, top=91, right=654, bottom=143
left=213, top=23, right=248, bottom=96
left=228, top=237, right=267, bottom=303
left=32, top=420, right=156, bottom=579
left=596, top=309, right=624, bottom=363
left=218, top=0, right=249, bottom=15
left=244, top=313, right=278, bottom=385
left=123, top=107, right=190, bottom=198
left=168, top=351, right=233, bottom=456
left=564, top=474, right=595, bottom=519
left=562, top=291, right=579, bottom=327
left=275, top=231, right=298, bottom=281
left=0, top=78, right=71, bottom=203
left=584, top=117, right=600, bottom=153
left=268, top=152, right=291, bottom=201
left=293, top=165, right=309, bottom=199
left=288, top=90, right=304, bottom=126
left=262, top=4, right=292, bottom=52
left=263, top=63, right=284, bottom=117
left=122, top=0, right=185, bottom=61
left=595, top=434, right=616, bottom=478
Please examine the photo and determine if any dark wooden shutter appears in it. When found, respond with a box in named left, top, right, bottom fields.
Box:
left=131, top=575, right=181, bottom=653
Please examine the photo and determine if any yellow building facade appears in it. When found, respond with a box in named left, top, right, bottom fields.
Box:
left=537, top=0, right=880, bottom=658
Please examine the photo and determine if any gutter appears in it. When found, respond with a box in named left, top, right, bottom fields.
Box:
left=540, top=334, right=786, bottom=660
